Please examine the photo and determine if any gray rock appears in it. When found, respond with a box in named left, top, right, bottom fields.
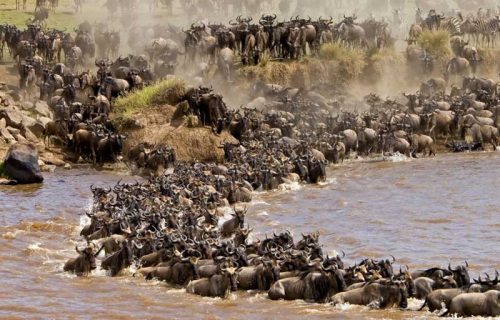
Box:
left=34, top=101, right=51, bottom=117
left=23, top=128, right=39, bottom=142
left=2, top=95, right=15, bottom=106
left=1, top=127, right=16, bottom=144
left=38, top=116, right=52, bottom=128
left=22, top=115, right=44, bottom=138
left=14, top=134, right=28, bottom=143
left=7, top=126, right=20, bottom=135
left=21, top=101, right=34, bottom=110
left=41, top=164, right=56, bottom=173
left=0, top=108, right=23, bottom=129
left=3, top=143, right=43, bottom=184
left=8, top=90, right=21, bottom=102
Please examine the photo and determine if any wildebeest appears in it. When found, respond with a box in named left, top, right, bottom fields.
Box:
left=442, top=290, right=500, bottom=317
left=268, top=266, right=346, bottom=303
left=74, top=128, right=100, bottom=163
left=217, top=47, right=234, bottom=82
left=413, top=276, right=457, bottom=299
left=186, top=263, right=239, bottom=298
left=43, top=120, right=68, bottom=147
left=444, top=57, right=470, bottom=84
left=332, top=279, right=408, bottom=309
left=418, top=288, right=464, bottom=312
left=96, top=134, right=125, bottom=164
left=237, top=259, right=280, bottom=290
left=63, top=244, right=99, bottom=276
left=100, top=241, right=132, bottom=276
left=220, top=207, right=245, bottom=237
left=100, top=76, right=129, bottom=100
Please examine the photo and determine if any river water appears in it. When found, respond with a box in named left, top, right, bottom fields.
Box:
left=1, top=152, right=499, bottom=319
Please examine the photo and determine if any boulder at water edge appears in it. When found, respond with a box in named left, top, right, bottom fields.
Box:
left=2, top=143, right=43, bottom=184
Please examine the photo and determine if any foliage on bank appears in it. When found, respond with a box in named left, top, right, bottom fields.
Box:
left=114, top=78, right=187, bottom=116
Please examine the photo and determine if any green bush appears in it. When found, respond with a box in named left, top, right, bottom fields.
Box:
left=114, top=78, right=187, bottom=116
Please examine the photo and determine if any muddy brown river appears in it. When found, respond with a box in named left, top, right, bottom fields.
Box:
left=1, top=152, right=499, bottom=319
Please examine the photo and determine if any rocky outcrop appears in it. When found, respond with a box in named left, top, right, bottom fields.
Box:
left=2, top=143, right=44, bottom=184
left=0, top=107, right=23, bottom=129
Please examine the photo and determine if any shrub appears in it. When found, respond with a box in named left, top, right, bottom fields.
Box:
left=114, top=78, right=187, bottom=116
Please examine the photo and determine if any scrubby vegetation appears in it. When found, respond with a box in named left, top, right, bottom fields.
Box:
left=238, top=43, right=367, bottom=88
left=114, top=78, right=187, bottom=116
left=417, top=30, right=452, bottom=62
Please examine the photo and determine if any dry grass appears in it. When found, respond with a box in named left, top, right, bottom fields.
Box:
left=238, top=43, right=366, bottom=88
left=417, top=30, right=451, bottom=62
left=114, top=78, right=187, bottom=116
left=364, top=48, right=405, bottom=81
left=239, top=62, right=294, bottom=85
left=477, top=48, right=500, bottom=77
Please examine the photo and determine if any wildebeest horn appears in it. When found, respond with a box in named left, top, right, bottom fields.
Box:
left=390, top=255, right=396, bottom=263
left=342, top=250, right=346, bottom=258
left=75, top=245, right=83, bottom=254
left=465, top=260, right=469, bottom=268
left=94, top=245, right=105, bottom=256
left=132, top=240, right=143, bottom=249
left=448, top=263, right=454, bottom=271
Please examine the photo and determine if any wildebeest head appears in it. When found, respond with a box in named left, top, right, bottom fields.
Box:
left=220, top=263, right=239, bottom=291
left=323, top=264, right=347, bottom=293
left=323, top=251, right=345, bottom=270
left=449, top=261, right=471, bottom=288
left=234, top=208, right=246, bottom=228
left=396, top=266, right=416, bottom=296
left=264, top=259, right=281, bottom=285
left=77, top=244, right=97, bottom=270
left=64, top=244, right=99, bottom=276
left=376, top=256, right=396, bottom=278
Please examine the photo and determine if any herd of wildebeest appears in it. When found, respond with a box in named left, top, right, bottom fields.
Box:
left=1, top=4, right=499, bottom=317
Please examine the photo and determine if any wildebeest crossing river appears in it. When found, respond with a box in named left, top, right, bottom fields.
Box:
left=0, top=152, right=499, bottom=319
